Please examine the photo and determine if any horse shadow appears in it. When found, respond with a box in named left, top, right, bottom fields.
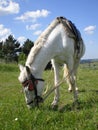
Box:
left=46, top=89, right=98, bottom=112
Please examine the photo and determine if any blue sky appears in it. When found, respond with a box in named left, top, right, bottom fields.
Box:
left=0, top=0, right=98, bottom=59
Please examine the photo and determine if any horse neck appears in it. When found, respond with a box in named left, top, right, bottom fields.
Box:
left=26, top=24, right=64, bottom=78
left=26, top=45, right=53, bottom=78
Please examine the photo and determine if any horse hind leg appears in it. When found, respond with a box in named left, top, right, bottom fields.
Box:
left=71, top=59, right=80, bottom=92
left=63, top=63, right=78, bottom=102
left=64, top=64, right=72, bottom=92
left=64, top=63, right=78, bottom=92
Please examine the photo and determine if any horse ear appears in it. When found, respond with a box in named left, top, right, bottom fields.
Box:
left=25, top=66, right=31, bottom=74
left=18, top=64, right=24, bottom=72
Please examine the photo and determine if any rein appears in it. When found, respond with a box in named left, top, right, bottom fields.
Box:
left=43, top=69, right=74, bottom=102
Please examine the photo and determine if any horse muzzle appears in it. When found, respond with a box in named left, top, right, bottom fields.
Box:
left=26, top=96, right=43, bottom=108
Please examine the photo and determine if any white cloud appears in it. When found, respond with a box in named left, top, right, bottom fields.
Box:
left=0, top=0, right=20, bottom=15
left=0, top=24, right=11, bottom=41
left=33, top=30, right=42, bottom=36
left=15, top=9, right=50, bottom=22
left=17, top=36, right=26, bottom=44
left=26, top=23, right=41, bottom=30
left=84, top=25, right=96, bottom=34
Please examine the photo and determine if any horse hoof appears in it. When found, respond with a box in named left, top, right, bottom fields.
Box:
left=51, top=104, right=58, bottom=110
left=68, top=89, right=72, bottom=92
left=68, top=88, right=78, bottom=93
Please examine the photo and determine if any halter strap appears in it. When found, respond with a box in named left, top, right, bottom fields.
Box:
left=22, top=74, right=44, bottom=106
left=36, top=78, right=44, bottom=82
left=22, top=75, right=44, bottom=88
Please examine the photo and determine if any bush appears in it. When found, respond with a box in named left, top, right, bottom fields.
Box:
left=18, top=52, right=26, bottom=65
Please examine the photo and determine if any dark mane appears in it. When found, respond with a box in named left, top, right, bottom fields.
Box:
left=56, top=16, right=83, bottom=55
left=57, top=16, right=82, bottom=41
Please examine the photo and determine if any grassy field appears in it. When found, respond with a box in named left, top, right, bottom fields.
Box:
left=0, top=63, right=98, bottom=130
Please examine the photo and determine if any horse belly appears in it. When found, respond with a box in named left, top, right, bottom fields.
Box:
left=53, top=54, right=69, bottom=65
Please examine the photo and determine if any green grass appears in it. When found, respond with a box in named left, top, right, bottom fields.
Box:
left=0, top=63, right=98, bottom=130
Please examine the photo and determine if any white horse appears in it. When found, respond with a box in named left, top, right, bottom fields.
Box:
left=18, top=17, right=85, bottom=108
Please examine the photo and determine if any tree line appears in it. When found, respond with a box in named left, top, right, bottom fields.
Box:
left=0, top=35, right=51, bottom=69
left=0, top=35, right=34, bottom=64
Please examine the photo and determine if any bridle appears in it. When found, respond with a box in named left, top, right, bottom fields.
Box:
left=22, top=74, right=44, bottom=107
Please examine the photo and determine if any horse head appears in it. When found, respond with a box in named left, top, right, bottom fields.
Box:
left=18, top=64, right=44, bottom=108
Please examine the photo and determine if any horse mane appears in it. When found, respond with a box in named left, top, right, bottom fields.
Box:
left=26, top=16, right=82, bottom=66
left=57, top=17, right=82, bottom=41
left=26, top=17, right=59, bottom=66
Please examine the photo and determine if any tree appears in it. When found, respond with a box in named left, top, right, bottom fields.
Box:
left=18, top=52, right=26, bottom=65
left=0, top=41, right=3, bottom=58
left=22, top=39, right=34, bottom=56
left=2, top=35, right=20, bottom=63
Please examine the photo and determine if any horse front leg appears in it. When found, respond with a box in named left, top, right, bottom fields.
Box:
left=51, top=61, right=60, bottom=108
